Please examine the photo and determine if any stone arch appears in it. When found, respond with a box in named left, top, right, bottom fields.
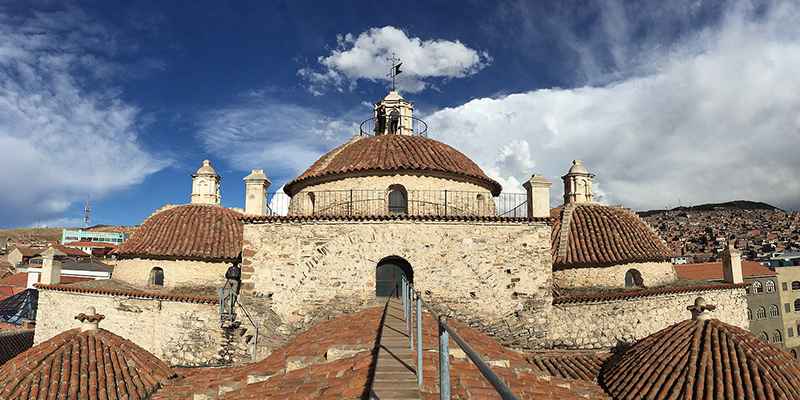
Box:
left=150, top=267, right=164, bottom=286
left=624, top=269, right=643, bottom=287
left=376, top=256, right=413, bottom=297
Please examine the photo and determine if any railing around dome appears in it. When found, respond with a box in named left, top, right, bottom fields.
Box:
left=264, top=190, right=528, bottom=218
left=359, top=115, right=428, bottom=137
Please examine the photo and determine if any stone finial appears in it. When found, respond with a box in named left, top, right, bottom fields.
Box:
left=720, top=245, right=743, bottom=284
left=244, top=169, right=271, bottom=216
left=562, top=159, right=595, bottom=205
left=75, top=306, right=105, bottom=332
left=687, top=297, right=716, bottom=321
left=523, top=174, right=553, bottom=218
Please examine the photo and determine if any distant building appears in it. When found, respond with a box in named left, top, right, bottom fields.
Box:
left=770, top=252, right=800, bottom=268
left=61, top=229, right=126, bottom=245
left=62, top=241, right=117, bottom=259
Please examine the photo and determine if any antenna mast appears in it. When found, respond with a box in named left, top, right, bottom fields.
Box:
left=84, top=195, right=91, bottom=229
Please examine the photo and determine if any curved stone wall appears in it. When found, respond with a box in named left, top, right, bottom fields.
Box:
left=553, top=261, right=678, bottom=288
left=287, top=172, right=498, bottom=217
left=113, top=258, right=231, bottom=288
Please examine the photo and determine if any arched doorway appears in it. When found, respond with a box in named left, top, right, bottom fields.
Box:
left=376, top=257, right=412, bottom=297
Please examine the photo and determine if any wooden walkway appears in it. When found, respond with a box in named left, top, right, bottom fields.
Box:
left=370, top=297, right=422, bottom=400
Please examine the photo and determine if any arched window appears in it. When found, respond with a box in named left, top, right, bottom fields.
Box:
left=756, top=306, right=766, bottom=319
left=387, top=185, right=407, bottom=214
left=791, top=349, right=797, bottom=359
left=793, top=281, right=800, bottom=291
left=795, top=299, right=800, bottom=312
left=624, top=269, right=643, bottom=287
left=766, top=280, right=776, bottom=293
left=150, top=267, right=164, bottom=286
left=747, top=308, right=752, bottom=321
left=770, top=304, right=780, bottom=318
left=752, top=281, right=763, bottom=294
left=773, top=330, right=783, bottom=343
left=759, top=332, right=769, bottom=341
left=308, top=192, right=316, bottom=214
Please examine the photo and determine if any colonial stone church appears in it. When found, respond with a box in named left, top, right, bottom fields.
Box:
left=33, top=92, right=748, bottom=366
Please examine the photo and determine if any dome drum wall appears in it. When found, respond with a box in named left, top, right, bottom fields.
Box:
left=112, top=258, right=232, bottom=288
left=553, top=261, right=678, bottom=289
left=287, top=173, right=498, bottom=217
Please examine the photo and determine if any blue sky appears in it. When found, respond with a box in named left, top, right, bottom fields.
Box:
left=1, top=0, right=799, bottom=229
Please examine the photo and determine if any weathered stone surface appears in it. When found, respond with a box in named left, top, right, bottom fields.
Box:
left=113, top=257, right=231, bottom=288
left=553, top=261, right=677, bottom=288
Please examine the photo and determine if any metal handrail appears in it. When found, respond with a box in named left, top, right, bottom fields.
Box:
left=401, top=278, right=520, bottom=400
left=219, top=286, right=259, bottom=363
left=359, top=115, right=428, bottom=137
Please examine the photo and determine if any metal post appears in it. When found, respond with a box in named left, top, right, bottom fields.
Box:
left=439, top=315, right=450, bottom=400
left=403, top=280, right=408, bottom=320
left=409, top=290, right=415, bottom=349
left=444, top=190, right=448, bottom=216
left=416, top=294, right=423, bottom=386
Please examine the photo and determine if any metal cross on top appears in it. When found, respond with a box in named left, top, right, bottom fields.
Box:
left=386, top=53, right=403, bottom=91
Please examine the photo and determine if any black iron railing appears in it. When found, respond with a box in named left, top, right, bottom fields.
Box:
left=360, top=115, right=428, bottom=137
left=263, top=190, right=528, bottom=218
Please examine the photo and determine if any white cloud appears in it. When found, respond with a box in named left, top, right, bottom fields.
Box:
left=0, top=7, right=166, bottom=228
left=196, top=96, right=360, bottom=180
left=299, top=26, right=490, bottom=94
left=426, top=1, right=800, bottom=211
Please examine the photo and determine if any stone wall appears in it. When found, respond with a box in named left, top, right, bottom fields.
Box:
left=548, top=286, right=748, bottom=350
left=553, top=261, right=678, bottom=288
left=242, top=218, right=552, bottom=342
left=35, top=289, right=249, bottom=366
left=288, top=173, right=498, bottom=216
left=113, top=257, right=231, bottom=288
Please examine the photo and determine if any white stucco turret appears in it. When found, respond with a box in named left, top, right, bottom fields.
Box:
left=191, top=159, right=222, bottom=205
left=562, top=159, right=595, bottom=205
left=373, top=91, right=414, bottom=136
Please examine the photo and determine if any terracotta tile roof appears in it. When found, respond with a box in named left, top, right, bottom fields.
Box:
left=0, top=272, right=28, bottom=288
left=8, top=246, right=42, bottom=258
left=673, top=261, right=776, bottom=281
left=413, top=312, right=611, bottom=399
left=553, top=283, right=750, bottom=304
left=35, top=283, right=219, bottom=304
left=46, top=243, right=91, bottom=258
left=526, top=353, right=611, bottom=382
left=151, top=307, right=383, bottom=399
left=602, top=317, right=800, bottom=400
left=241, top=213, right=549, bottom=223
left=114, top=204, right=243, bottom=261
left=0, top=329, right=33, bottom=366
left=283, top=134, right=503, bottom=196
left=551, top=204, right=675, bottom=267
left=0, top=327, right=177, bottom=399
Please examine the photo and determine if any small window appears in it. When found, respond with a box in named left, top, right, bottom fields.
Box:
left=793, top=281, right=800, bottom=291
left=770, top=304, right=780, bottom=318
left=150, top=267, right=164, bottom=286
left=747, top=308, right=752, bottom=321
left=752, top=281, right=763, bottom=294
left=786, top=303, right=791, bottom=313
left=773, top=330, right=783, bottom=343
left=789, top=327, right=795, bottom=338
left=759, top=332, right=769, bottom=341
left=756, top=306, right=766, bottom=319
left=795, top=299, right=800, bottom=312
left=767, top=280, right=776, bottom=293
left=795, top=260, right=799, bottom=266
left=388, top=188, right=407, bottom=214
left=780, top=261, right=785, bottom=267
left=783, top=282, right=789, bottom=291
left=624, top=269, right=643, bottom=287
left=792, top=349, right=798, bottom=359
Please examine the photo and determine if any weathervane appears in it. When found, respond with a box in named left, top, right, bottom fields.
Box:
left=386, top=53, right=402, bottom=91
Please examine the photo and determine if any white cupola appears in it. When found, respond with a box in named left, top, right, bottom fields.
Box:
left=562, top=159, right=595, bottom=205
left=191, top=159, right=222, bottom=205
left=373, top=91, right=415, bottom=136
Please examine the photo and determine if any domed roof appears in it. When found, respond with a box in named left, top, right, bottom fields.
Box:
left=567, top=159, right=588, bottom=174
left=283, top=135, right=502, bottom=196
left=195, top=159, right=218, bottom=175
left=115, top=204, right=242, bottom=261
left=551, top=203, right=674, bottom=268
left=0, top=311, right=177, bottom=399
left=602, top=312, right=800, bottom=399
